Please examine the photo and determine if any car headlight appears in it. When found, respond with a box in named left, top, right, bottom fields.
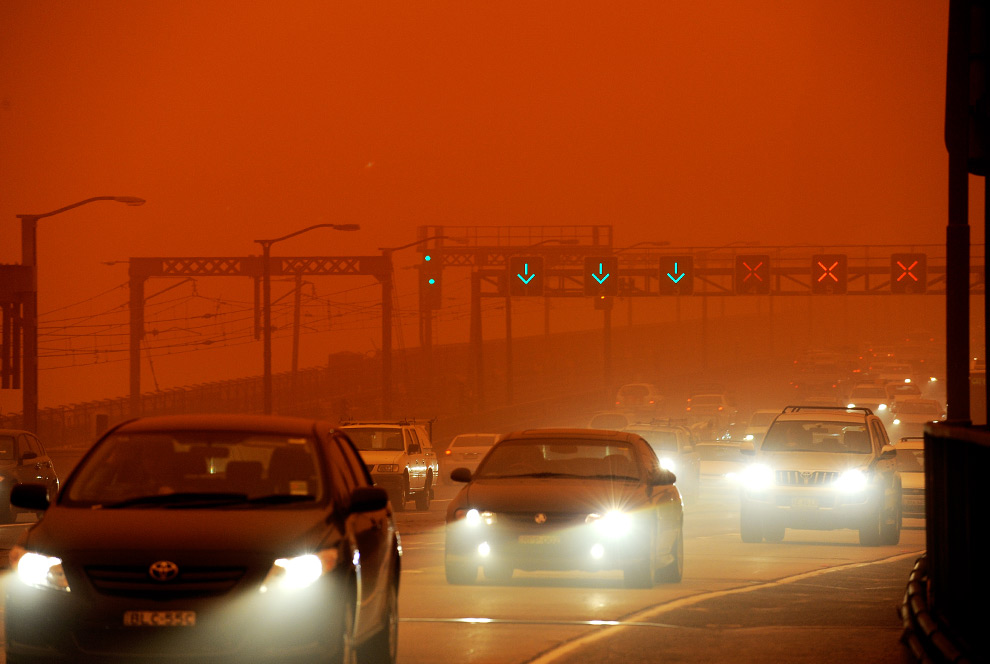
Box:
left=658, top=457, right=677, bottom=473
left=455, top=508, right=496, bottom=526
left=11, top=546, right=70, bottom=592
left=740, top=464, right=774, bottom=491
left=744, top=434, right=755, bottom=441
left=833, top=469, right=868, bottom=493
left=847, top=403, right=856, bottom=408
left=260, top=551, right=339, bottom=592
left=877, top=403, right=888, bottom=411
left=375, top=464, right=401, bottom=473
left=585, top=510, right=632, bottom=537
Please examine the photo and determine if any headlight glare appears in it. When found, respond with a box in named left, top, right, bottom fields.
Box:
left=260, top=550, right=338, bottom=592
left=586, top=510, right=632, bottom=537
left=877, top=403, right=888, bottom=412
left=834, top=469, right=868, bottom=493
left=741, top=464, right=774, bottom=491
left=12, top=547, right=70, bottom=592
left=658, top=457, right=677, bottom=473
left=458, top=508, right=496, bottom=526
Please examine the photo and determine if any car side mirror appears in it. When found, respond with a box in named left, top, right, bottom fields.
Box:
left=739, top=442, right=756, bottom=456
left=880, top=444, right=896, bottom=460
left=9, top=482, right=49, bottom=511
left=20, top=451, right=37, bottom=461
left=408, top=443, right=422, bottom=455
left=350, top=486, right=389, bottom=513
left=450, top=467, right=472, bottom=483
left=649, top=468, right=676, bottom=486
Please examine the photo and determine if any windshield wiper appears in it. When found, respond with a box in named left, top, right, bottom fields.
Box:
left=584, top=473, right=642, bottom=481
left=483, top=472, right=588, bottom=479
left=103, top=492, right=248, bottom=509
left=244, top=494, right=317, bottom=505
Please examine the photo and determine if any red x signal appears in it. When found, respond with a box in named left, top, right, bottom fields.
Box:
left=896, top=260, right=919, bottom=282
left=817, top=261, right=839, bottom=282
left=743, top=261, right=763, bottom=281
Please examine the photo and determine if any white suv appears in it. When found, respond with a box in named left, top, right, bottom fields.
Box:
left=340, top=421, right=439, bottom=511
left=737, top=406, right=901, bottom=546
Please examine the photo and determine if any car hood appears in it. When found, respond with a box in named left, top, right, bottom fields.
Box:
left=358, top=450, right=406, bottom=464
left=22, top=505, right=330, bottom=558
left=759, top=451, right=872, bottom=472
left=458, top=477, right=649, bottom=514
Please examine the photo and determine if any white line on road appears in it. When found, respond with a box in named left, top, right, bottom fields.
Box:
left=523, top=549, right=924, bottom=664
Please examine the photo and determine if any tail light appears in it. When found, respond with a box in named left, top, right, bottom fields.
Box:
left=444, top=449, right=452, bottom=456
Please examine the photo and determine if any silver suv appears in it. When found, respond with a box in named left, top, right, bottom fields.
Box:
left=340, top=421, right=439, bottom=511
left=737, top=406, right=901, bottom=546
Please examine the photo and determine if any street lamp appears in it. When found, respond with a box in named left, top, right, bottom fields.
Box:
left=255, top=223, right=360, bottom=414
left=17, top=196, right=145, bottom=433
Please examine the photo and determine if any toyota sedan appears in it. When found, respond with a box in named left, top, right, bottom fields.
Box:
left=5, top=414, right=400, bottom=664
left=444, top=428, right=683, bottom=588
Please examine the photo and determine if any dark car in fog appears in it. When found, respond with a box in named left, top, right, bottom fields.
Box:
left=0, top=429, right=59, bottom=524
left=5, top=414, right=400, bottom=664
left=444, top=428, right=683, bottom=589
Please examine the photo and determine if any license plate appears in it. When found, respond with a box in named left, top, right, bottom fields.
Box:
left=792, top=497, right=818, bottom=509
left=518, top=535, right=560, bottom=544
left=123, top=611, right=196, bottom=627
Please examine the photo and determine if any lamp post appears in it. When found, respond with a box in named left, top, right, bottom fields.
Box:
left=255, top=223, right=360, bottom=415
left=17, top=196, right=145, bottom=433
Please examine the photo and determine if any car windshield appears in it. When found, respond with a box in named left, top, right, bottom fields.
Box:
left=761, top=421, right=872, bottom=453
left=474, top=440, right=643, bottom=480
left=451, top=434, right=498, bottom=448
left=851, top=387, right=885, bottom=399
left=695, top=443, right=746, bottom=461
left=345, top=428, right=405, bottom=451
left=65, top=431, right=324, bottom=507
left=631, top=429, right=678, bottom=452
left=618, top=385, right=650, bottom=399
left=896, top=448, right=925, bottom=472
left=887, top=384, right=922, bottom=398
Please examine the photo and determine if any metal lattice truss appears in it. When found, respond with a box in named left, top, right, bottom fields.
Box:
left=129, top=256, right=388, bottom=279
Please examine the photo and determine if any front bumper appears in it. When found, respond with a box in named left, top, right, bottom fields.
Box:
left=741, top=486, right=882, bottom=530
left=444, top=519, right=649, bottom=572
left=4, top=571, right=348, bottom=663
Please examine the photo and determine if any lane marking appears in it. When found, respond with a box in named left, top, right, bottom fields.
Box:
left=524, top=549, right=924, bottom=664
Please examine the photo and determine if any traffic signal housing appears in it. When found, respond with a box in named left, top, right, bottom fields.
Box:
left=508, top=256, right=545, bottom=296
left=584, top=256, right=619, bottom=296
left=735, top=255, right=771, bottom=294
left=419, top=256, right=442, bottom=309
left=658, top=256, right=693, bottom=295
left=890, top=253, right=927, bottom=294
left=811, top=254, right=847, bottom=294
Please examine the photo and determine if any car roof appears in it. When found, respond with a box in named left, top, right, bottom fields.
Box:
left=895, top=438, right=925, bottom=449
left=112, top=414, right=322, bottom=436
left=773, top=408, right=872, bottom=423
left=502, top=428, right=644, bottom=443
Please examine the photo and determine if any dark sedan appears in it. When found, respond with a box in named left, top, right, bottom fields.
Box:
left=444, top=428, right=683, bottom=588
left=5, top=414, right=400, bottom=664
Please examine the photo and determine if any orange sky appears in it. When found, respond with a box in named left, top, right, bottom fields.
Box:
left=0, top=1, right=970, bottom=409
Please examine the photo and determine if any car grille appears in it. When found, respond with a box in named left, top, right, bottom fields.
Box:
left=775, top=470, right=839, bottom=486
left=85, top=564, right=246, bottom=599
left=499, top=512, right=588, bottom=528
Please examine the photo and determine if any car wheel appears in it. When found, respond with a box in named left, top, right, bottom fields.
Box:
left=880, top=502, right=902, bottom=545
left=763, top=524, right=785, bottom=542
left=739, top=503, right=764, bottom=543
left=623, top=538, right=656, bottom=589
left=358, top=575, right=398, bottom=664
left=415, top=474, right=432, bottom=511
left=859, top=507, right=883, bottom=546
left=390, top=479, right=409, bottom=512
left=654, top=530, right=683, bottom=583
left=444, top=554, right=477, bottom=585
left=483, top=562, right=513, bottom=585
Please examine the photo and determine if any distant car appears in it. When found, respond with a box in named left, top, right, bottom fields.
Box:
left=889, top=398, right=944, bottom=438
left=445, top=428, right=683, bottom=588
left=884, top=381, right=923, bottom=405
left=737, top=406, right=902, bottom=546
left=613, top=383, right=664, bottom=414
left=340, top=421, right=439, bottom=511
left=685, top=393, right=738, bottom=436
left=0, top=429, right=60, bottom=524
left=587, top=411, right=634, bottom=431
left=846, top=383, right=891, bottom=415
left=894, top=436, right=925, bottom=517
left=624, top=423, right=701, bottom=497
left=694, top=441, right=750, bottom=487
left=442, top=433, right=502, bottom=482
left=741, top=410, right=780, bottom=444
left=4, top=414, right=401, bottom=664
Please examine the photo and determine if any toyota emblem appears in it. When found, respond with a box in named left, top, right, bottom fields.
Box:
left=148, top=560, right=179, bottom=582
left=534, top=513, right=547, bottom=524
